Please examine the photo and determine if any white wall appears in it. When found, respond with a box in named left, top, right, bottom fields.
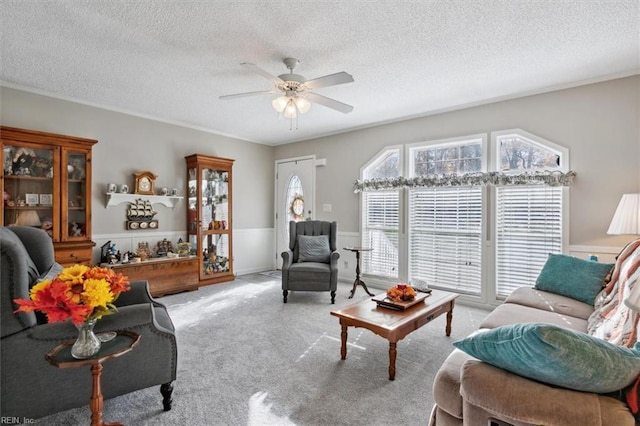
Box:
left=1, top=87, right=275, bottom=274
left=275, top=75, right=640, bottom=251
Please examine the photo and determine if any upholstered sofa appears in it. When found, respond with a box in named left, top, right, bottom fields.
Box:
left=1, top=226, right=177, bottom=420
left=431, top=239, right=640, bottom=426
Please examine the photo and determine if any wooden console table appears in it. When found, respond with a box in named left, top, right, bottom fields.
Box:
left=107, top=256, right=199, bottom=297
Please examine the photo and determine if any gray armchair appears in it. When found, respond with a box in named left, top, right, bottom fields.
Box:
left=1, top=226, right=177, bottom=420
left=281, top=220, right=340, bottom=303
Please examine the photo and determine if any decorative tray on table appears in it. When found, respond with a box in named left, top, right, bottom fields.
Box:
left=372, top=291, right=431, bottom=311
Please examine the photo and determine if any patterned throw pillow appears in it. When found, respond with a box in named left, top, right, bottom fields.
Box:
left=297, top=235, right=330, bottom=263
left=454, top=323, right=640, bottom=394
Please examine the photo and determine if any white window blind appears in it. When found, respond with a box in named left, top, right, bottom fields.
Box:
left=408, top=186, right=482, bottom=295
left=496, top=185, right=562, bottom=297
left=361, top=190, right=399, bottom=279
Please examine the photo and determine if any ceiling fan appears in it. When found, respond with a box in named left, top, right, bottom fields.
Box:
left=220, top=58, right=354, bottom=122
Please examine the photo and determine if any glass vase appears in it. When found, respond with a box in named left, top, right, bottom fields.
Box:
left=71, top=318, right=101, bottom=359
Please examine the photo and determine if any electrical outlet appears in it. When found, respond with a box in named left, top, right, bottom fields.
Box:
left=343, top=260, right=349, bottom=269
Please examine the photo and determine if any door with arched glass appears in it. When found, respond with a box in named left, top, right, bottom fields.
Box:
left=275, top=157, right=315, bottom=269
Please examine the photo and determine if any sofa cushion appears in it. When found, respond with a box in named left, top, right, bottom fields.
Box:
left=505, top=287, right=594, bottom=320
left=535, top=253, right=613, bottom=305
left=479, top=302, right=588, bottom=332
left=453, top=323, right=640, bottom=394
left=297, top=235, right=330, bottom=263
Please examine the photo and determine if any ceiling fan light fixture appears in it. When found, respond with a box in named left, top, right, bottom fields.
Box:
left=272, top=96, right=289, bottom=113
left=294, top=97, right=311, bottom=114
left=283, top=99, right=298, bottom=119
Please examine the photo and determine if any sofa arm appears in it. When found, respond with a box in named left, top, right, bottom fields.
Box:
left=281, top=250, right=293, bottom=269
left=460, top=359, right=635, bottom=426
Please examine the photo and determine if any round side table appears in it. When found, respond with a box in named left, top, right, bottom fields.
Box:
left=45, top=330, right=140, bottom=426
left=343, top=246, right=375, bottom=298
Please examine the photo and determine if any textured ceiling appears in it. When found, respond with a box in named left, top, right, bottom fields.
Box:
left=1, top=1, right=639, bottom=146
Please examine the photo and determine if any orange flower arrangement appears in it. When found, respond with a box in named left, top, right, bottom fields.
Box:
left=386, top=283, right=417, bottom=302
left=14, top=264, right=130, bottom=325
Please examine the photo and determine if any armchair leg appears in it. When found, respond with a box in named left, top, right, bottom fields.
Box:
left=161, top=382, right=174, bottom=411
left=331, top=291, right=336, bottom=304
left=283, top=290, right=288, bottom=303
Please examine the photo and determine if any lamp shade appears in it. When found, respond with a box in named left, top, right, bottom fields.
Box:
left=271, top=96, right=289, bottom=113
left=283, top=99, right=298, bottom=119
left=607, top=193, right=640, bottom=235
left=15, top=210, right=41, bottom=227
left=293, top=97, right=311, bottom=114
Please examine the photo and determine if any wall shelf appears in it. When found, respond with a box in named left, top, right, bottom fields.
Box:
left=105, top=193, right=183, bottom=209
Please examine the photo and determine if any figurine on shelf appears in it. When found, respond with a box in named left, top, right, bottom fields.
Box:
left=136, top=242, right=151, bottom=261
left=11, top=148, right=36, bottom=175
left=40, top=217, right=53, bottom=238
left=70, top=222, right=83, bottom=237
left=68, top=158, right=85, bottom=180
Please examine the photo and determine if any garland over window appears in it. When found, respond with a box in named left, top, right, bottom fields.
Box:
left=353, top=170, right=576, bottom=193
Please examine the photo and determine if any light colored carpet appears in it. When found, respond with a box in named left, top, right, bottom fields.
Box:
left=258, top=270, right=282, bottom=279
left=34, top=274, right=490, bottom=426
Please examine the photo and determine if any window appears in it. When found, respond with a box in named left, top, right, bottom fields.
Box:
left=358, top=129, right=569, bottom=304
left=494, top=130, right=567, bottom=298
left=408, top=137, right=484, bottom=295
left=361, top=148, right=401, bottom=279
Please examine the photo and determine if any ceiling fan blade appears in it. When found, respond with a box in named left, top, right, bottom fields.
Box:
left=303, top=72, right=354, bottom=90
left=241, top=63, right=283, bottom=85
left=305, top=92, right=354, bottom=114
left=219, top=90, right=277, bottom=100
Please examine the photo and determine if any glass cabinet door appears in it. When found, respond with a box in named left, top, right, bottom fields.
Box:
left=201, top=167, right=229, bottom=278
left=188, top=165, right=231, bottom=280
left=62, top=149, right=90, bottom=240
left=2, top=142, right=58, bottom=240
left=187, top=166, right=198, bottom=241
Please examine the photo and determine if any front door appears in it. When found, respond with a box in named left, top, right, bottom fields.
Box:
left=275, top=156, right=315, bottom=269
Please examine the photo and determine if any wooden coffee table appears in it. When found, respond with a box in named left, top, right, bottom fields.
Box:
left=330, top=289, right=459, bottom=380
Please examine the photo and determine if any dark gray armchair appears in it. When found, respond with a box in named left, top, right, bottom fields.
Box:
left=1, top=226, right=177, bottom=420
left=281, top=220, right=340, bottom=303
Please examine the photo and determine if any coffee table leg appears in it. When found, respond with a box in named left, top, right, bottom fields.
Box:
left=388, top=342, right=397, bottom=380
left=340, top=324, right=348, bottom=359
left=445, top=301, right=455, bottom=337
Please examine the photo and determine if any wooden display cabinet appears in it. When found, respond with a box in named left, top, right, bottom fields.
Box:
left=1, top=126, right=96, bottom=266
left=185, top=154, right=234, bottom=286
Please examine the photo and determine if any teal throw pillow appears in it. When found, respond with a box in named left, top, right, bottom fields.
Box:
left=535, top=253, right=613, bottom=305
left=297, top=235, right=330, bottom=263
left=453, top=323, right=640, bottom=394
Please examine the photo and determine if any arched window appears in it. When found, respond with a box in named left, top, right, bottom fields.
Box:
left=285, top=174, right=304, bottom=241
left=493, top=129, right=568, bottom=297
left=361, top=147, right=401, bottom=279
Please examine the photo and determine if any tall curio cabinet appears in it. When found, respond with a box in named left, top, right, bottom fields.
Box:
left=185, top=154, right=234, bottom=285
left=1, top=126, right=97, bottom=266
